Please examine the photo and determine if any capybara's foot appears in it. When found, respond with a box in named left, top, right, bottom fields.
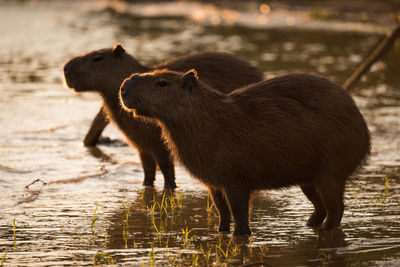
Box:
left=320, top=213, right=342, bottom=231
left=320, top=221, right=341, bottom=232
left=318, top=224, right=342, bottom=234
left=218, top=221, right=231, bottom=232
left=164, top=181, right=177, bottom=190
left=317, top=227, right=346, bottom=242
left=306, top=211, right=327, bottom=227
left=233, top=225, right=251, bottom=236
left=97, top=136, right=126, bottom=146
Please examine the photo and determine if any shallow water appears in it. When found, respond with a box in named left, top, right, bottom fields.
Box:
left=0, top=1, right=399, bottom=266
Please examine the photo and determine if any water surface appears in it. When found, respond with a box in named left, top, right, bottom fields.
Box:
left=0, top=1, right=399, bottom=266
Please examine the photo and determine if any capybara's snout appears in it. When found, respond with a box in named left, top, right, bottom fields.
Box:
left=63, top=61, right=75, bottom=88
left=120, top=77, right=133, bottom=98
left=120, top=79, right=128, bottom=98
left=120, top=75, right=139, bottom=110
left=63, top=63, right=70, bottom=76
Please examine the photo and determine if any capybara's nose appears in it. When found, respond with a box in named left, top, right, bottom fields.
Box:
left=120, top=83, right=127, bottom=97
left=121, top=76, right=138, bottom=96
left=121, top=79, right=133, bottom=97
left=63, top=64, right=70, bottom=76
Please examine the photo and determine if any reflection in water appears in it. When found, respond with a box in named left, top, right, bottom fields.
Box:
left=85, top=146, right=116, bottom=164
left=104, top=189, right=353, bottom=266
left=0, top=0, right=399, bottom=266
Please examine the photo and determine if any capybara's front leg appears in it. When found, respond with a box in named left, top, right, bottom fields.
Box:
left=154, top=152, right=177, bottom=189
left=209, top=188, right=231, bottom=232
left=223, top=186, right=251, bottom=235
left=139, top=152, right=156, bottom=187
left=83, top=107, right=109, bottom=146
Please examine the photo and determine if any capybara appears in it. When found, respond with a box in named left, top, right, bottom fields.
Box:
left=69, top=45, right=264, bottom=147
left=119, top=69, right=371, bottom=235
left=63, top=44, right=264, bottom=189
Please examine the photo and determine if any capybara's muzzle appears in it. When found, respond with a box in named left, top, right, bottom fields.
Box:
left=63, top=62, right=76, bottom=89
left=120, top=78, right=133, bottom=98
left=120, top=77, right=137, bottom=109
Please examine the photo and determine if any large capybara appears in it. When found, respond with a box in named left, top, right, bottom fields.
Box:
left=63, top=44, right=264, bottom=189
left=119, top=69, right=371, bottom=235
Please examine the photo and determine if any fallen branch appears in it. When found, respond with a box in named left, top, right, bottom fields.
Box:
left=47, top=165, right=108, bottom=185
left=343, top=25, right=400, bottom=91
left=15, top=125, right=68, bottom=134
left=24, top=165, right=107, bottom=188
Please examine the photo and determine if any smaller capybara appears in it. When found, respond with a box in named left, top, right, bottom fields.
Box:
left=119, top=69, right=371, bottom=235
left=63, top=44, right=264, bottom=189
left=70, top=46, right=264, bottom=147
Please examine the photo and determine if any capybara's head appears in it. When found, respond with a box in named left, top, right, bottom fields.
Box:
left=63, top=43, right=143, bottom=93
left=120, top=69, right=206, bottom=119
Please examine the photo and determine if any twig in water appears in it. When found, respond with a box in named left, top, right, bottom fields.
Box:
left=25, top=179, right=47, bottom=189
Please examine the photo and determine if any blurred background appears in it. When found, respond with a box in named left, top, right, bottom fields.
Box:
left=0, top=0, right=399, bottom=266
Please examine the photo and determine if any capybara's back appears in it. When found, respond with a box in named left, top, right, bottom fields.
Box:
left=155, top=52, right=263, bottom=93
left=225, top=74, right=370, bottom=188
left=168, top=73, right=370, bottom=192
left=223, top=74, right=371, bottom=232
left=119, top=70, right=370, bottom=235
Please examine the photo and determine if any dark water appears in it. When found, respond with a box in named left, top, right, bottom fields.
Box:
left=0, top=1, right=399, bottom=266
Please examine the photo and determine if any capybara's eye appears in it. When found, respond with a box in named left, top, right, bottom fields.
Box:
left=92, top=56, right=103, bottom=62
left=156, top=80, right=169, bottom=87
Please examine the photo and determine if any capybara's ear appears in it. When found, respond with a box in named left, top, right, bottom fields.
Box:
left=113, top=43, right=125, bottom=58
left=182, top=69, right=198, bottom=91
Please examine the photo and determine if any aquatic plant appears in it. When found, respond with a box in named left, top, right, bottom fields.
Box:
left=177, top=192, right=183, bottom=207
left=218, top=243, right=230, bottom=259
left=91, top=206, right=98, bottom=236
left=149, top=243, right=155, bottom=267
left=192, top=253, right=199, bottom=265
left=1, top=251, right=6, bottom=267
left=181, top=225, right=193, bottom=249
left=120, top=200, right=129, bottom=225
left=382, top=176, right=390, bottom=203
left=122, top=225, right=128, bottom=249
left=93, top=251, right=115, bottom=266
left=200, top=244, right=211, bottom=265
left=249, top=234, right=255, bottom=245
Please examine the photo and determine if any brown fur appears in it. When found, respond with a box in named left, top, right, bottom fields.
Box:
left=63, top=44, right=264, bottom=189
left=120, top=69, right=371, bottom=235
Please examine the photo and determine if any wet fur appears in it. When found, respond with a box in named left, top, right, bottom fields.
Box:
left=120, top=70, right=371, bottom=235
left=63, top=45, right=264, bottom=189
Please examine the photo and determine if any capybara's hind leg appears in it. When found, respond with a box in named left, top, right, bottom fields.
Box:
left=300, top=184, right=327, bottom=227
left=209, top=188, right=231, bottom=232
left=154, top=153, right=177, bottom=189
left=223, top=187, right=251, bottom=235
left=139, top=152, right=156, bottom=187
left=316, top=177, right=345, bottom=231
